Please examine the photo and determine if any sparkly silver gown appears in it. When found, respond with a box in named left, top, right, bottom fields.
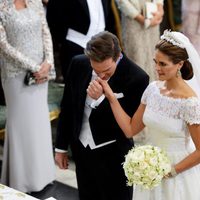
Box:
left=0, top=0, right=55, bottom=193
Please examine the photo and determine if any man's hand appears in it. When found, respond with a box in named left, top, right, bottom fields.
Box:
left=87, top=79, right=103, bottom=100
left=98, top=78, right=116, bottom=103
left=55, top=152, right=69, bottom=169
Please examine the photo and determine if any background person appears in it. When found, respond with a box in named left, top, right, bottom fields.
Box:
left=116, top=0, right=164, bottom=81
left=182, top=0, right=200, bottom=55
left=46, top=0, right=117, bottom=81
left=0, top=0, right=56, bottom=193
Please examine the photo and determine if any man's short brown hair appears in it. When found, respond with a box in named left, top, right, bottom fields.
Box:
left=84, top=31, right=121, bottom=62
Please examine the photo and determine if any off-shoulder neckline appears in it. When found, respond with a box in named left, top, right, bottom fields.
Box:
left=153, top=81, right=198, bottom=101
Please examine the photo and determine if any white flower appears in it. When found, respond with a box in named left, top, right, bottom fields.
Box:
left=123, top=145, right=171, bottom=190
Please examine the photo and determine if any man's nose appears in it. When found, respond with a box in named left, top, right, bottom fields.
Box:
left=98, top=73, right=105, bottom=79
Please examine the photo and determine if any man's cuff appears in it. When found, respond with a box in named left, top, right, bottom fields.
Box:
left=91, top=93, right=124, bottom=109
left=90, top=94, right=106, bottom=108
left=55, top=148, right=68, bottom=153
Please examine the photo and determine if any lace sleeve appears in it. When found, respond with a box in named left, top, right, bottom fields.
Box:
left=0, top=10, right=40, bottom=72
left=115, top=0, right=140, bottom=19
left=32, top=0, right=56, bottom=80
left=181, top=98, right=200, bottom=125
left=141, top=87, right=148, bottom=105
left=140, top=82, right=153, bottom=104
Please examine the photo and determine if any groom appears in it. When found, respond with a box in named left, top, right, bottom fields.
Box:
left=55, top=31, right=149, bottom=200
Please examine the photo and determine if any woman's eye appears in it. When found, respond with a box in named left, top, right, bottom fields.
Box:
left=160, top=62, right=166, bottom=67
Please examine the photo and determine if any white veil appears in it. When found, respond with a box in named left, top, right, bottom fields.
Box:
left=161, top=30, right=200, bottom=98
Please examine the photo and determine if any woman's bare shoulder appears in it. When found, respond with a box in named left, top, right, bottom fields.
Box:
left=179, top=84, right=197, bottom=99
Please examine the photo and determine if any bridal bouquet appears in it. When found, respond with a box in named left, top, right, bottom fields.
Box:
left=123, top=145, right=171, bottom=190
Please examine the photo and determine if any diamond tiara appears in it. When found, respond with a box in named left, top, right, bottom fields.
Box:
left=160, top=30, right=185, bottom=49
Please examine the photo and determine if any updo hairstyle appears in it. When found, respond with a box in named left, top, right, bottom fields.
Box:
left=155, top=40, right=193, bottom=80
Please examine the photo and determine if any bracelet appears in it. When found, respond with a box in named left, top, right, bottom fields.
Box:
left=170, top=166, right=177, bottom=177
left=144, top=19, right=151, bottom=29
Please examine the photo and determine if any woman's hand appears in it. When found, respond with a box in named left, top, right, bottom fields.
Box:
left=150, top=11, right=163, bottom=26
left=163, top=165, right=178, bottom=179
left=34, top=61, right=51, bottom=84
left=150, top=4, right=164, bottom=27
left=97, top=78, right=116, bottom=103
left=134, top=14, right=145, bottom=26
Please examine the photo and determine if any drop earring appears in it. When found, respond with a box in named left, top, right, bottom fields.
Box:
left=176, top=68, right=182, bottom=77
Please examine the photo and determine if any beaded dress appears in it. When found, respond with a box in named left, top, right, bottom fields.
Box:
left=133, top=81, right=200, bottom=200
left=116, top=0, right=163, bottom=82
left=0, top=0, right=55, bottom=193
left=182, top=0, right=200, bottom=55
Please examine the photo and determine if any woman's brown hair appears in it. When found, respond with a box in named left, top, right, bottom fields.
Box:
left=156, top=40, right=193, bottom=80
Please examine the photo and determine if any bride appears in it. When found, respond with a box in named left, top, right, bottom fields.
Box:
left=96, top=30, right=200, bottom=199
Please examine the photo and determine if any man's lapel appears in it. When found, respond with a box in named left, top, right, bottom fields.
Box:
left=77, top=67, right=92, bottom=108
left=108, top=57, right=125, bottom=92
left=78, top=0, right=90, bottom=17
left=78, top=0, right=108, bottom=18
left=101, top=0, right=108, bottom=18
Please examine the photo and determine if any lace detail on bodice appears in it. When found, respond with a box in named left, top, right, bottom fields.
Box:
left=141, top=81, right=200, bottom=125
left=0, top=0, right=55, bottom=80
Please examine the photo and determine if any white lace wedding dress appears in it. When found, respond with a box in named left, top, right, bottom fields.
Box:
left=133, top=81, right=200, bottom=200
